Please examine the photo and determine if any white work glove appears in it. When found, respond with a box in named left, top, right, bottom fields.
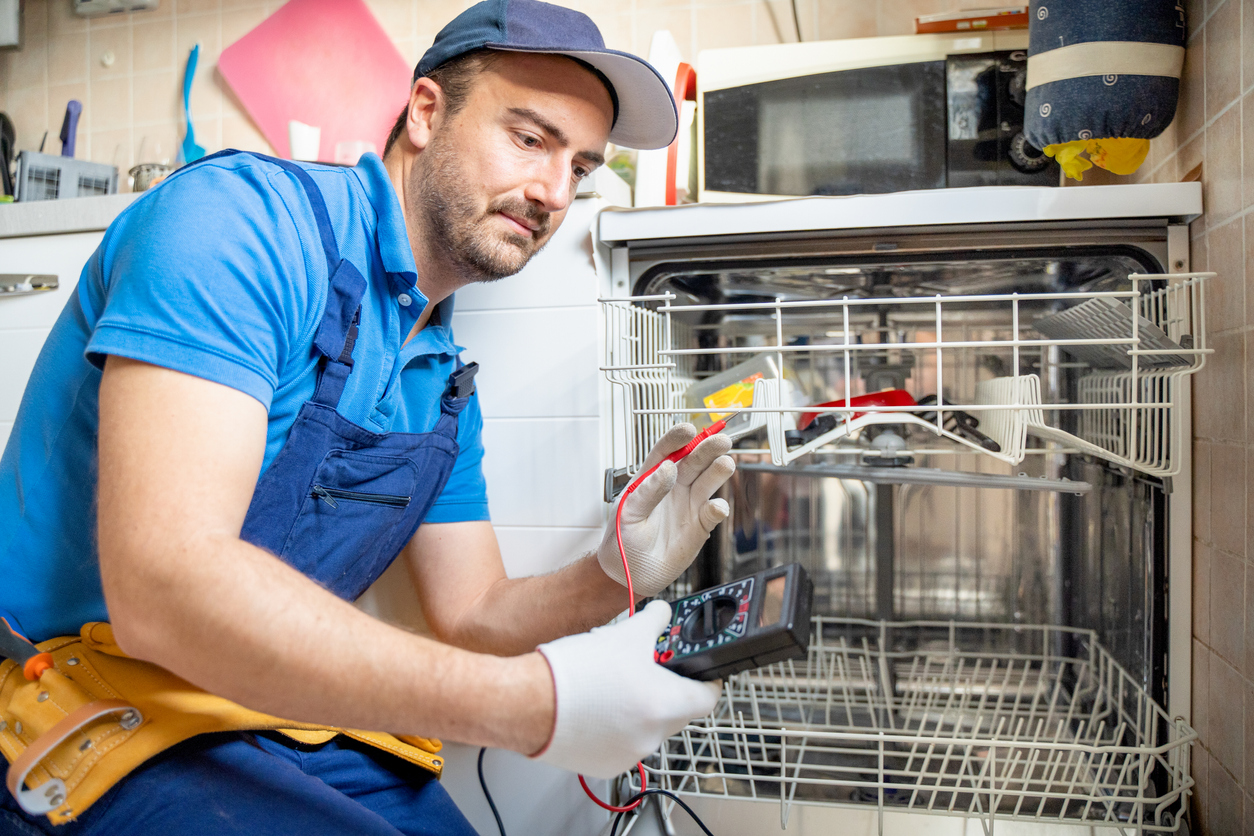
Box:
left=598, top=424, right=735, bottom=598
left=533, top=600, right=721, bottom=779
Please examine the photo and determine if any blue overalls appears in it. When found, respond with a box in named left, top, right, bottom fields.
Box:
left=0, top=153, right=482, bottom=836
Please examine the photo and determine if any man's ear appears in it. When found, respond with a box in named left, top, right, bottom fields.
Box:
left=407, top=78, right=443, bottom=152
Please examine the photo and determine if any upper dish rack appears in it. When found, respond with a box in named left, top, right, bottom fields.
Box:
left=600, top=273, right=1211, bottom=482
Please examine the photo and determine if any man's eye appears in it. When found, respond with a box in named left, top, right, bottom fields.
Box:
left=573, top=166, right=590, bottom=180
left=519, top=134, right=540, bottom=148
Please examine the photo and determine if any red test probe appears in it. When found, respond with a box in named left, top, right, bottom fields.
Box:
left=580, top=418, right=729, bottom=814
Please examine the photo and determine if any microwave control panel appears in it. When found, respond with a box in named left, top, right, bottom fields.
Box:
left=655, top=563, right=813, bottom=681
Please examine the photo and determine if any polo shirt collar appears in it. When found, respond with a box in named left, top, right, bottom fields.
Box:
left=351, top=153, right=422, bottom=297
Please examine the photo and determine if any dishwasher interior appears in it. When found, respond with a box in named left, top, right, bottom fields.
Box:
left=600, top=237, right=1208, bottom=833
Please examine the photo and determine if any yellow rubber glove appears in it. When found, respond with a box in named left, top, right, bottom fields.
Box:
left=1043, top=138, right=1151, bottom=181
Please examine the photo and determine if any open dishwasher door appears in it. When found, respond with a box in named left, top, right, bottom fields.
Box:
left=596, top=183, right=1205, bottom=835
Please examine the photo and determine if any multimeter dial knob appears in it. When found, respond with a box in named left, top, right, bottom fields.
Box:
left=681, top=595, right=739, bottom=642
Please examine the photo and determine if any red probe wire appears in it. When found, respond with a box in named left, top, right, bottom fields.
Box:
left=579, top=419, right=729, bottom=815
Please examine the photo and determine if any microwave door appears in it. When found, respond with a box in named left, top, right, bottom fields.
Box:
left=703, top=61, right=948, bottom=198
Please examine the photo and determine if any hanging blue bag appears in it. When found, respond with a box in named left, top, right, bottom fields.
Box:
left=1024, top=0, right=1187, bottom=179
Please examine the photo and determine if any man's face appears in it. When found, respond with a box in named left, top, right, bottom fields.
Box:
left=408, top=53, right=613, bottom=282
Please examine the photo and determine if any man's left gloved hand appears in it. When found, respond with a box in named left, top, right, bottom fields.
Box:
left=597, top=424, right=735, bottom=598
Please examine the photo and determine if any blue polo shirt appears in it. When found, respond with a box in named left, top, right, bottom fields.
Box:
left=0, top=153, right=488, bottom=641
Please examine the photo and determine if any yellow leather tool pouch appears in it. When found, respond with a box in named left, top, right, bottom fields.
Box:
left=0, top=623, right=443, bottom=826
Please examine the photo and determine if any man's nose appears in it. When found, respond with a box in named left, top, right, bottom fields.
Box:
left=522, top=156, right=574, bottom=214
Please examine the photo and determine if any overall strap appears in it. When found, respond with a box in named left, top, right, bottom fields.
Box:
left=184, top=151, right=366, bottom=408
left=267, top=156, right=366, bottom=408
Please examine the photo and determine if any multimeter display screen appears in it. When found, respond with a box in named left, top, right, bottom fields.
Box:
left=759, top=576, right=787, bottom=627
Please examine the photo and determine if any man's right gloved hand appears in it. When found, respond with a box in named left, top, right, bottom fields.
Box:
left=532, top=600, right=721, bottom=779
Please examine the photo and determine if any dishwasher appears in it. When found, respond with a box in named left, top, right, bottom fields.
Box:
left=593, top=183, right=1206, bottom=836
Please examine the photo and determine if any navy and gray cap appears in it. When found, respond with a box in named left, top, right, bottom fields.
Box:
left=415, top=0, right=678, bottom=150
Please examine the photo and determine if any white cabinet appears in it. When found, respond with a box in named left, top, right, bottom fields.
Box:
left=0, top=232, right=106, bottom=450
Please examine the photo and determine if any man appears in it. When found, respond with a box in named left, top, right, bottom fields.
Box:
left=0, top=1, right=734, bottom=833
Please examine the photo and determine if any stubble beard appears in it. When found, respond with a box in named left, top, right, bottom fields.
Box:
left=409, top=136, right=553, bottom=283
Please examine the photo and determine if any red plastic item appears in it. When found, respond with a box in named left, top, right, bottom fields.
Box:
left=217, top=0, right=411, bottom=161
left=797, top=390, right=917, bottom=430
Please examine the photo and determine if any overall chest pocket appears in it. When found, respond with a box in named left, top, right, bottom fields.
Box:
left=281, top=451, right=420, bottom=598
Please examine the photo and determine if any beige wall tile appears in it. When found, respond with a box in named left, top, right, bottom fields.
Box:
left=48, top=33, right=88, bottom=86
left=47, top=82, right=88, bottom=138
left=695, top=2, right=752, bottom=55
left=816, top=1, right=878, bottom=41
left=364, top=0, right=415, bottom=36
left=1192, top=745, right=1210, bottom=833
left=9, top=41, right=47, bottom=90
left=1179, top=131, right=1205, bottom=182
left=1206, top=0, right=1242, bottom=118
left=1212, top=443, right=1247, bottom=555
left=21, top=0, right=48, bottom=46
left=1246, top=685, right=1254, bottom=806
left=88, top=126, right=133, bottom=172
left=134, top=125, right=180, bottom=167
left=46, top=0, right=87, bottom=36
left=221, top=111, right=273, bottom=154
left=133, top=70, right=181, bottom=126
left=175, top=13, right=223, bottom=70
left=1195, top=639, right=1211, bottom=740
left=221, top=7, right=269, bottom=48
left=189, top=113, right=222, bottom=154
left=7, top=85, right=51, bottom=151
left=597, top=13, right=634, bottom=54
left=221, top=0, right=268, bottom=9
left=1207, top=217, right=1244, bottom=332
left=133, top=19, right=175, bottom=74
left=1197, top=439, right=1213, bottom=543
left=90, top=76, right=132, bottom=130
left=1246, top=557, right=1254, bottom=678
left=878, top=0, right=949, bottom=37
left=176, top=0, right=223, bottom=14
left=1207, top=752, right=1245, bottom=833
left=1211, top=550, right=1246, bottom=666
left=1205, top=103, right=1243, bottom=223
left=638, top=8, right=694, bottom=61
left=1196, top=539, right=1213, bottom=643
left=1244, top=91, right=1254, bottom=214
left=1185, top=0, right=1206, bottom=40
left=88, top=23, right=133, bottom=81
left=760, top=0, right=798, bottom=45
left=1244, top=0, right=1254, bottom=94
left=1198, top=331, right=1244, bottom=442
left=1179, top=34, right=1206, bottom=142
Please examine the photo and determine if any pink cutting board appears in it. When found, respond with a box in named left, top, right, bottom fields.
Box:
left=218, top=0, right=412, bottom=161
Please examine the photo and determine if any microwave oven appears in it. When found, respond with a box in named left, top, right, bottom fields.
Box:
left=697, top=32, right=1060, bottom=202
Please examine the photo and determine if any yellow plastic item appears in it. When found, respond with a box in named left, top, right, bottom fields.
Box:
left=0, top=623, right=443, bottom=825
left=1043, top=137, right=1152, bottom=181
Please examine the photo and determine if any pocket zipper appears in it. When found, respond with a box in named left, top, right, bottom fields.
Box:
left=310, top=484, right=412, bottom=509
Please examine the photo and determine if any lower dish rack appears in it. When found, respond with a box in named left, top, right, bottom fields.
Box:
left=638, top=618, right=1195, bottom=834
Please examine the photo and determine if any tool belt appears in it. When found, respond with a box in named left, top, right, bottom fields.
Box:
left=0, top=623, right=444, bottom=825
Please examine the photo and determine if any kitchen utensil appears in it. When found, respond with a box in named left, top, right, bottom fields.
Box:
left=129, top=162, right=174, bottom=192
left=180, top=44, right=206, bottom=164
left=59, top=101, right=82, bottom=158
left=796, top=389, right=918, bottom=430
left=0, top=112, right=15, bottom=197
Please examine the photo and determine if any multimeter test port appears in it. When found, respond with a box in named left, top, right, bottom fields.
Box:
left=654, top=563, right=814, bottom=681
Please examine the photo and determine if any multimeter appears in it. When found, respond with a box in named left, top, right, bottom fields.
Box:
left=654, top=563, right=813, bottom=681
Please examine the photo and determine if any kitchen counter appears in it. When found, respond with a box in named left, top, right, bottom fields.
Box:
left=0, top=193, right=138, bottom=239
left=598, top=181, right=1204, bottom=243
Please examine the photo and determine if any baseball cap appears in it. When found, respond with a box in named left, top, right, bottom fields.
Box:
left=415, top=0, right=678, bottom=150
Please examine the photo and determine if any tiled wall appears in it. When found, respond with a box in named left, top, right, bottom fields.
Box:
left=1126, top=1, right=1254, bottom=834
left=0, top=0, right=1001, bottom=188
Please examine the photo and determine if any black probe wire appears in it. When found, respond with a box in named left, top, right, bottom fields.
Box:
left=477, top=747, right=507, bottom=836
left=609, top=788, right=715, bottom=836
